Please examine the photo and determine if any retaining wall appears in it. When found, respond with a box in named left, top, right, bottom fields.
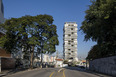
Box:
left=89, top=56, right=116, bottom=76
left=1, top=58, right=15, bottom=70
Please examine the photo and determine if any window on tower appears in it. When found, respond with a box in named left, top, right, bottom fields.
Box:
left=71, top=25, right=74, bottom=26
left=68, top=43, right=70, bottom=45
left=68, top=34, right=71, bottom=36
left=71, top=41, right=74, bottom=42
left=71, top=28, right=73, bottom=30
left=71, top=32, right=74, bottom=34
left=71, top=51, right=74, bottom=53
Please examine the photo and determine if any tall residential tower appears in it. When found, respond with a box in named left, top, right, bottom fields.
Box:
left=0, top=0, right=4, bottom=24
left=63, top=22, right=78, bottom=62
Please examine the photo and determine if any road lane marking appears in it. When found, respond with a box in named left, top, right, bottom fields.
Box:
left=63, top=70, right=65, bottom=77
left=58, top=68, right=64, bottom=72
left=49, top=72, right=54, bottom=77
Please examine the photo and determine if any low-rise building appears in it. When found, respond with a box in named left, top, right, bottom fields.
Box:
left=55, top=59, right=63, bottom=68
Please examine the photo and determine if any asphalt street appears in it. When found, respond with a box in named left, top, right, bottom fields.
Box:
left=2, top=67, right=111, bottom=77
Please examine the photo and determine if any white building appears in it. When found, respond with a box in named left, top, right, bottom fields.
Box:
left=55, top=59, right=63, bottom=68
left=43, top=54, right=50, bottom=63
left=63, top=22, right=78, bottom=62
left=49, top=56, right=56, bottom=63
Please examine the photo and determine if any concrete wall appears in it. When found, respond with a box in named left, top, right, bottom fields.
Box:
left=1, top=58, right=15, bottom=70
left=89, top=56, right=116, bottom=76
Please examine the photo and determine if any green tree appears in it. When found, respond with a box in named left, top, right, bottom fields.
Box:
left=80, top=0, right=116, bottom=59
left=0, top=14, right=59, bottom=68
left=86, top=45, right=100, bottom=60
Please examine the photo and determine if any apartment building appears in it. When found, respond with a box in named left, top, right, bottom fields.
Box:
left=63, top=22, right=78, bottom=62
left=0, top=0, right=4, bottom=24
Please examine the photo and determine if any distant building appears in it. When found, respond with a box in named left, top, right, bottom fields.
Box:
left=43, top=54, right=50, bottom=63
left=0, top=0, right=5, bottom=36
left=50, top=56, right=56, bottom=63
left=0, top=0, right=4, bottom=24
left=63, top=22, right=78, bottom=62
left=55, top=59, right=63, bottom=67
left=0, top=1, right=13, bottom=72
left=0, top=0, right=11, bottom=58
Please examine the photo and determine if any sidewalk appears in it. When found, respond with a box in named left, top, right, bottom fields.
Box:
left=0, top=68, right=41, bottom=77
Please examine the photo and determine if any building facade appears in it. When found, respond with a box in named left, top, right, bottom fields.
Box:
left=0, top=0, right=4, bottom=24
left=63, top=22, right=78, bottom=62
left=0, top=0, right=5, bottom=35
left=0, top=0, right=11, bottom=58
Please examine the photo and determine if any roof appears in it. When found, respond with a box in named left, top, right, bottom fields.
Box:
left=55, top=59, right=63, bottom=61
left=82, top=60, right=86, bottom=62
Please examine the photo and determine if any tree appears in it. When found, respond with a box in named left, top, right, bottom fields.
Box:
left=80, top=0, right=116, bottom=59
left=35, top=15, right=59, bottom=65
left=86, top=45, right=100, bottom=60
left=0, top=14, right=59, bottom=68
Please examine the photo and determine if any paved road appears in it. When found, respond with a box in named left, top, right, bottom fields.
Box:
left=3, top=67, right=111, bottom=77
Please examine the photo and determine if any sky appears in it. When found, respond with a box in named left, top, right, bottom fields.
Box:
left=3, top=0, right=96, bottom=59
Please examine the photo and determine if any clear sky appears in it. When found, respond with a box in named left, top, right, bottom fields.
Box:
left=3, top=0, right=96, bottom=59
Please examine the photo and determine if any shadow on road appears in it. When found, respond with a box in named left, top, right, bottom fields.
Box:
left=0, top=68, right=28, bottom=77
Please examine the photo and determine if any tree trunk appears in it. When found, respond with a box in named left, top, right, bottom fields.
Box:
left=41, top=53, right=42, bottom=63
left=30, top=46, right=34, bottom=69
left=40, top=52, right=43, bottom=68
left=40, top=43, right=43, bottom=68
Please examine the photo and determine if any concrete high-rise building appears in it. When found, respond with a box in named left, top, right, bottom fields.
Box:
left=0, top=0, right=5, bottom=35
left=0, top=0, right=4, bottom=24
left=63, top=22, right=78, bottom=62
